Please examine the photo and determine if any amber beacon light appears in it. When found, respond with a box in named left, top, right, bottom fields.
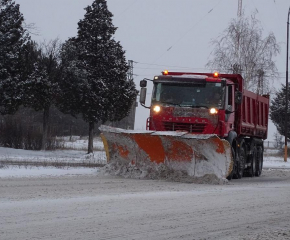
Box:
left=213, top=72, right=219, bottom=78
left=163, top=70, right=169, bottom=75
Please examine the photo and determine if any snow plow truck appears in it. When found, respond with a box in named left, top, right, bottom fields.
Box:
left=100, top=71, right=269, bottom=180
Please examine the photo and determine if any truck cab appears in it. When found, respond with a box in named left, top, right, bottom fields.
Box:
left=140, top=71, right=238, bottom=138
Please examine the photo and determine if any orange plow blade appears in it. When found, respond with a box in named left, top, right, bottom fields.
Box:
left=100, top=125, right=233, bottom=179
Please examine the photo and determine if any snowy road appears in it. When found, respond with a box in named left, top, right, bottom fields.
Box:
left=1, top=170, right=290, bottom=240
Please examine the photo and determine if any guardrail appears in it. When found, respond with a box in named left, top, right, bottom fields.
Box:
left=264, top=141, right=285, bottom=149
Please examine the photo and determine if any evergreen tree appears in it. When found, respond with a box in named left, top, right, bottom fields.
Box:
left=59, top=38, right=86, bottom=117
left=60, top=0, right=137, bottom=153
left=270, top=85, right=290, bottom=141
left=23, top=39, right=62, bottom=150
left=0, top=0, right=30, bottom=114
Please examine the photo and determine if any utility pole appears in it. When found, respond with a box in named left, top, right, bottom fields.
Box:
left=127, top=60, right=134, bottom=81
left=237, top=0, right=242, bottom=17
left=127, top=60, right=137, bottom=130
left=257, top=69, right=264, bottom=95
left=285, top=7, right=290, bottom=162
left=235, top=0, right=242, bottom=74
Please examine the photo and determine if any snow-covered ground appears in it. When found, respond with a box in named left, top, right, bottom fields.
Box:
left=1, top=141, right=290, bottom=239
left=1, top=170, right=290, bottom=240
left=0, top=167, right=98, bottom=178
left=0, top=136, right=106, bottom=166
left=0, top=137, right=106, bottom=178
left=57, top=136, right=105, bottom=151
left=263, top=149, right=290, bottom=169
left=0, top=146, right=106, bottom=163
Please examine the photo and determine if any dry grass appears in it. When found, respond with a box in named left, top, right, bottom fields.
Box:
left=55, top=136, right=104, bottom=151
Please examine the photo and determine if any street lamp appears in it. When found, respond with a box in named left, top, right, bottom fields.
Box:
left=285, top=7, right=290, bottom=162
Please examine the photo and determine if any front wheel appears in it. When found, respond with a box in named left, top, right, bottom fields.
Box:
left=236, top=147, right=245, bottom=179
left=227, top=147, right=235, bottom=180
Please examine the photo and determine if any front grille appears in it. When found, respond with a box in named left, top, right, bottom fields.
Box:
left=163, top=122, right=206, bottom=133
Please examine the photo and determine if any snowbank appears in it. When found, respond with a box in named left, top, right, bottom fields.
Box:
left=100, top=160, right=228, bottom=185
left=263, top=149, right=290, bottom=169
left=0, top=147, right=107, bottom=164
left=0, top=167, right=98, bottom=178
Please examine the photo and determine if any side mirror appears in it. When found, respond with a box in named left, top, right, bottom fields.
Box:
left=140, top=79, right=147, bottom=88
left=235, top=91, right=243, bottom=104
left=221, top=80, right=226, bottom=87
left=139, top=87, right=147, bottom=105
left=225, top=106, right=233, bottom=114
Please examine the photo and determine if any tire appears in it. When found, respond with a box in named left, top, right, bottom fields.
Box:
left=236, top=147, right=245, bottom=179
left=255, top=146, right=263, bottom=177
left=248, top=146, right=257, bottom=177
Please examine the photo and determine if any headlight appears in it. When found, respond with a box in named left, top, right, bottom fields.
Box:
left=209, top=108, right=218, bottom=114
left=153, top=105, right=161, bottom=113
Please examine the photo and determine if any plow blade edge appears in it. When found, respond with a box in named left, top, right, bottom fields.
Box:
left=100, top=125, right=233, bottom=179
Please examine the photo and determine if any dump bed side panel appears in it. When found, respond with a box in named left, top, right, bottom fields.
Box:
left=239, top=89, right=269, bottom=139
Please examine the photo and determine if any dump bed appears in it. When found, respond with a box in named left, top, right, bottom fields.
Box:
left=237, top=89, right=269, bottom=139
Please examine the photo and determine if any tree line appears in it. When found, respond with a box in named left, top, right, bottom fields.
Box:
left=0, top=0, right=138, bottom=153
left=1, top=0, right=288, bottom=152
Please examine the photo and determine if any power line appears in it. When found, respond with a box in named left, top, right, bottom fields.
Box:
left=139, top=0, right=224, bottom=73
left=113, top=0, right=138, bottom=20
left=164, top=0, right=224, bottom=53
left=134, top=60, right=287, bottom=75
left=134, top=61, right=207, bottom=70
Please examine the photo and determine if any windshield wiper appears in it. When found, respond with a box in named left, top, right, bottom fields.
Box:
left=160, top=101, right=181, bottom=107
left=194, top=105, right=208, bottom=109
left=159, top=101, right=209, bottom=108
left=181, top=105, right=208, bottom=109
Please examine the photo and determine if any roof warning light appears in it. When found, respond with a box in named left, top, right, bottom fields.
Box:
left=213, top=72, right=219, bottom=78
left=163, top=70, right=169, bottom=75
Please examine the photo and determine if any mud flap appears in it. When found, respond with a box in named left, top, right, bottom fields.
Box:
left=100, top=125, right=233, bottom=179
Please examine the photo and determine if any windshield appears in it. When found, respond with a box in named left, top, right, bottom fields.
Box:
left=152, top=82, right=225, bottom=109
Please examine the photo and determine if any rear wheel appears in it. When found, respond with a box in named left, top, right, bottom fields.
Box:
left=255, top=146, right=263, bottom=177
left=248, top=146, right=257, bottom=177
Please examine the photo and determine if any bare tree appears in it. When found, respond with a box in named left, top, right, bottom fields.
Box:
left=206, top=11, right=280, bottom=93
left=23, top=22, right=39, bottom=36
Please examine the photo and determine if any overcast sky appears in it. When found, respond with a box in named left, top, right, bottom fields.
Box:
left=16, top=0, right=289, bottom=140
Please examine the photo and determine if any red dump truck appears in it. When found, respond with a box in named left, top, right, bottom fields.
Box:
left=100, top=71, right=269, bottom=180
